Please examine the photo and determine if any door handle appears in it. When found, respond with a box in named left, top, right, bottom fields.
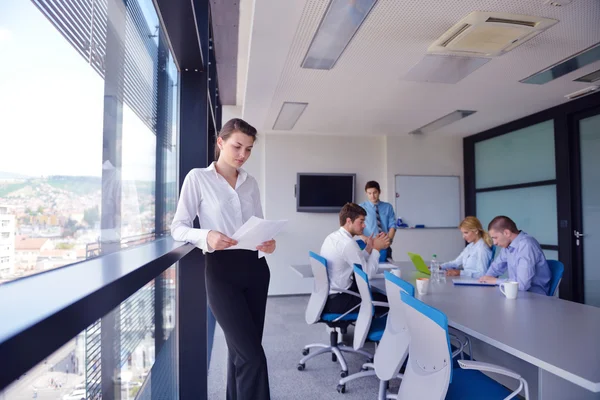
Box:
left=574, top=230, right=585, bottom=238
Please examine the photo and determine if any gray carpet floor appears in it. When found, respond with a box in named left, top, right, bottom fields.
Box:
left=207, top=295, right=401, bottom=399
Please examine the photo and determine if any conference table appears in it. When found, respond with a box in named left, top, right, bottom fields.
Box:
left=290, top=261, right=600, bottom=400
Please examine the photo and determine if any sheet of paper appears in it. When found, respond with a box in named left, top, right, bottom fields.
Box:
left=229, top=216, right=287, bottom=251
left=377, top=262, right=396, bottom=270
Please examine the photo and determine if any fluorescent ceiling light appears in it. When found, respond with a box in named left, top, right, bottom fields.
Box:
left=409, top=110, right=476, bottom=135
left=404, top=55, right=490, bottom=84
left=273, top=102, right=308, bottom=130
left=521, top=43, right=600, bottom=85
left=565, top=86, right=599, bottom=100
left=574, top=68, right=600, bottom=83
left=302, top=0, right=378, bottom=70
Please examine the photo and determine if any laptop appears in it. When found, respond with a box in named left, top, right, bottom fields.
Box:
left=452, top=278, right=498, bottom=287
left=407, top=252, right=431, bottom=275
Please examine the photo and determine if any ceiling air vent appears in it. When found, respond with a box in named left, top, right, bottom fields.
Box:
left=428, top=12, right=558, bottom=57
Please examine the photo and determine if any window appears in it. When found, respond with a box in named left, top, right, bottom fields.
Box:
left=473, top=120, right=558, bottom=257
left=0, top=0, right=178, bottom=283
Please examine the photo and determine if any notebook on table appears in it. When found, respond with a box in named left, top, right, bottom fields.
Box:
left=452, top=278, right=498, bottom=287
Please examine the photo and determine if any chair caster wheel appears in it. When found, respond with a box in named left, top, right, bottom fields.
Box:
left=337, top=384, right=346, bottom=393
left=340, top=370, right=348, bottom=378
left=302, top=348, right=309, bottom=356
left=297, top=363, right=305, bottom=371
left=332, top=354, right=337, bottom=362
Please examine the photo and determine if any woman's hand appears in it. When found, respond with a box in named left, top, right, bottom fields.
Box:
left=207, top=230, right=238, bottom=250
left=257, top=239, right=276, bottom=254
left=446, top=269, right=461, bottom=277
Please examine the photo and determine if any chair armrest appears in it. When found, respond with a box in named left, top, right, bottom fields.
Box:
left=338, top=289, right=361, bottom=298
left=372, top=301, right=389, bottom=308
left=457, top=360, right=521, bottom=380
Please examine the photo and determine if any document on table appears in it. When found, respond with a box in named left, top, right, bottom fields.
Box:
left=228, top=216, right=287, bottom=251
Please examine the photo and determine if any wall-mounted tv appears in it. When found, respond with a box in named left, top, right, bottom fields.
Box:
left=296, top=173, right=356, bottom=213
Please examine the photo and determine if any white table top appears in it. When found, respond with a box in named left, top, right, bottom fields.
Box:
left=368, top=262, right=600, bottom=393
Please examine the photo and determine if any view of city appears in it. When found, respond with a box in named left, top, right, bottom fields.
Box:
left=0, top=174, right=157, bottom=284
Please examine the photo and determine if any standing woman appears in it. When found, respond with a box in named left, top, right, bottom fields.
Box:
left=441, top=216, right=492, bottom=279
left=171, top=118, right=274, bottom=400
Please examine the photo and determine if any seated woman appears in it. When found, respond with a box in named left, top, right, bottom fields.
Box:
left=442, top=216, right=492, bottom=279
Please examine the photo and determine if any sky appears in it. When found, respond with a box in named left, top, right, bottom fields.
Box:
left=0, top=0, right=178, bottom=181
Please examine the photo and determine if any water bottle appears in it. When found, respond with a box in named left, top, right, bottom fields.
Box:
left=430, top=254, right=439, bottom=283
left=438, top=257, right=446, bottom=283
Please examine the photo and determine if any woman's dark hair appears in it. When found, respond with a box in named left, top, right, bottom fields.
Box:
left=215, top=118, right=258, bottom=160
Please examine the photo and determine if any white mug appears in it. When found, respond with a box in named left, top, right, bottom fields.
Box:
left=499, top=281, right=519, bottom=299
left=416, top=278, right=430, bottom=295
left=392, top=268, right=402, bottom=278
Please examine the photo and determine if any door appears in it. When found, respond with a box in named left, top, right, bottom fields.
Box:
left=572, top=109, right=600, bottom=307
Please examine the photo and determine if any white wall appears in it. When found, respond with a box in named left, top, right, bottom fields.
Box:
left=263, top=134, right=386, bottom=295
left=215, top=112, right=465, bottom=295
left=385, top=135, right=465, bottom=264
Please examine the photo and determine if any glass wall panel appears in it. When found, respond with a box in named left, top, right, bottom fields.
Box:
left=476, top=185, right=558, bottom=245
left=579, top=114, right=600, bottom=307
left=122, top=104, right=157, bottom=239
left=475, top=120, right=555, bottom=189
left=543, top=250, right=559, bottom=261
left=0, top=1, right=103, bottom=283
left=0, top=264, right=178, bottom=400
left=0, top=0, right=178, bottom=283
left=165, top=55, right=180, bottom=233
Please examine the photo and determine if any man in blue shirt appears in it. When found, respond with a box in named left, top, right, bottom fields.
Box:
left=359, top=181, right=396, bottom=260
left=479, top=216, right=551, bottom=295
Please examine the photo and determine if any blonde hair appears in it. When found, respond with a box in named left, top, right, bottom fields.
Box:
left=460, top=216, right=492, bottom=247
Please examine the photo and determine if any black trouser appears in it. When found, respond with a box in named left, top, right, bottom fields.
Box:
left=205, top=250, right=271, bottom=400
left=323, top=280, right=388, bottom=316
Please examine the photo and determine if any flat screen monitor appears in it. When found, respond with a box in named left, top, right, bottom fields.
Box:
left=296, top=173, right=355, bottom=213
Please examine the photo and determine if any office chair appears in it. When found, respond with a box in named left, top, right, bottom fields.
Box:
left=547, top=260, right=564, bottom=297
left=298, top=252, right=373, bottom=379
left=397, top=292, right=529, bottom=400
left=336, top=265, right=391, bottom=395
left=372, top=271, right=414, bottom=400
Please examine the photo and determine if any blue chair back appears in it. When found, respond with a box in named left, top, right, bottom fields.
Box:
left=491, top=245, right=498, bottom=263
left=356, top=239, right=388, bottom=262
left=547, top=260, right=564, bottom=297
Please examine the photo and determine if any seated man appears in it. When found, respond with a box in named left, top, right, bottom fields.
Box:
left=359, top=181, right=396, bottom=260
left=479, top=216, right=551, bottom=295
left=321, top=202, right=389, bottom=315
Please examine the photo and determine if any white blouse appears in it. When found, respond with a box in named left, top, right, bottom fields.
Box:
left=170, top=162, right=263, bottom=253
left=441, top=239, right=492, bottom=279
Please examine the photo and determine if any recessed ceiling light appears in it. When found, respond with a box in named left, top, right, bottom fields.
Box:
left=302, top=0, right=378, bottom=70
left=574, top=68, right=600, bottom=83
left=521, top=43, right=600, bottom=84
left=273, top=102, right=308, bottom=130
left=565, top=86, right=599, bottom=100
left=409, top=110, right=477, bottom=135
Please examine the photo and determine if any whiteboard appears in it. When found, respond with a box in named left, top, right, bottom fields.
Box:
left=394, top=175, right=460, bottom=228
